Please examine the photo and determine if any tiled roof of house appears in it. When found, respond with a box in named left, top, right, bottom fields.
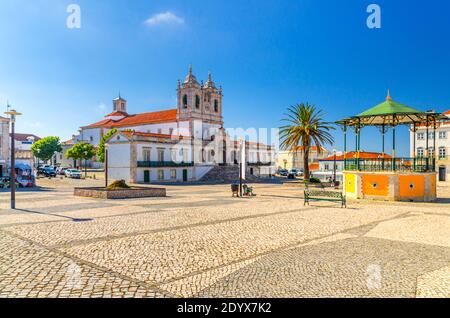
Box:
left=309, top=163, right=319, bottom=171
left=105, top=111, right=129, bottom=117
left=320, top=151, right=391, bottom=161
left=84, top=109, right=178, bottom=129
left=12, top=133, right=41, bottom=142
left=118, top=130, right=190, bottom=141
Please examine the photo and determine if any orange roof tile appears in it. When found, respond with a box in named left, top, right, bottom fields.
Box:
left=84, top=109, right=177, bottom=129
left=320, top=151, right=391, bottom=161
left=119, top=131, right=189, bottom=140
left=105, top=111, right=128, bottom=117
left=309, top=163, right=319, bottom=171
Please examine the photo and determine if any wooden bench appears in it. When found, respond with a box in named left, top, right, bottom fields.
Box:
left=304, top=188, right=346, bottom=208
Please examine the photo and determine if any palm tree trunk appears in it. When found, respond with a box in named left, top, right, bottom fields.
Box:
left=304, top=148, right=310, bottom=180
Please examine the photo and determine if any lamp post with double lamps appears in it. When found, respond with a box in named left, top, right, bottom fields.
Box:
left=83, top=150, right=88, bottom=178
left=5, top=109, right=22, bottom=209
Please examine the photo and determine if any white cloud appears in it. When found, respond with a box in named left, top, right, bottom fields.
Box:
left=25, top=121, right=42, bottom=128
left=98, top=103, right=106, bottom=110
left=145, top=11, right=184, bottom=26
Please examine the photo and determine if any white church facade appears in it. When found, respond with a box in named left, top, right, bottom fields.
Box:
left=73, top=66, right=276, bottom=183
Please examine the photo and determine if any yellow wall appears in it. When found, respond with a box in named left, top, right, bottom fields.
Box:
left=345, top=173, right=356, bottom=194
left=362, top=175, right=389, bottom=197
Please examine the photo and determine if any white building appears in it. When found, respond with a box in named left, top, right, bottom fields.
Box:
left=13, top=133, right=41, bottom=170
left=70, top=66, right=275, bottom=183
left=410, top=110, right=450, bottom=181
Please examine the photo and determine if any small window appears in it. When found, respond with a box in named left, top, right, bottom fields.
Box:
left=158, top=149, right=165, bottom=162
left=214, top=100, right=218, bottom=112
left=158, top=128, right=162, bottom=134
left=439, top=131, right=447, bottom=139
left=158, top=170, right=164, bottom=181
left=169, top=128, right=173, bottom=135
left=170, top=169, right=177, bottom=180
left=439, top=147, right=446, bottom=159
left=183, top=95, right=188, bottom=108
left=121, top=102, right=125, bottom=110
left=90, top=136, right=93, bottom=142
left=417, top=148, right=424, bottom=158
left=417, top=133, right=424, bottom=140
left=429, top=147, right=435, bottom=157
left=143, top=147, right=151, bottom=161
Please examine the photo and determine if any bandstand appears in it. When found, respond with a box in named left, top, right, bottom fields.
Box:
left=336, top=91, right=445, bottom=202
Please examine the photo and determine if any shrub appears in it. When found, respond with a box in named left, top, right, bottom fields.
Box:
left=309, top=177, right=321, bottom=184
left=107, top=180, right=130, bottom=190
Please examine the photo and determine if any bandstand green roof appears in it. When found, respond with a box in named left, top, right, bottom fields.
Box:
left=336, top=90, right=445, bottom=127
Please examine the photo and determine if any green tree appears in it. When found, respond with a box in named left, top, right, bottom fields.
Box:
left=66, top=142, right=96, bottom=176
left=280, top=103, right=335, bottom=180
left=97, top=128, right=117, bottom=163
left=31, top=136, right=62, bottom=163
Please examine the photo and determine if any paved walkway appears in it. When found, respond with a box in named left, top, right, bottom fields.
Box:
left=0, top=179, right=449, bottom=298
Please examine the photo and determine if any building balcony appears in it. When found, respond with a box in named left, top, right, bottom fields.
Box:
left=137, top=161, right=194, bottom=168
left=344, top=157, right=436, bottom=173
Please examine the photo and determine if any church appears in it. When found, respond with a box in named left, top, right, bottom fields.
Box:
left=74, top=66, right=275, bottom=183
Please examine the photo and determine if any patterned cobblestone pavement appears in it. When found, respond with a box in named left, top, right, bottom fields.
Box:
left=0, top=179, right=449, bottom=298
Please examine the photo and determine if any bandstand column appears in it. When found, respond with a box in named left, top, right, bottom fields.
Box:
left=433, top=120, right=437, bottom=171
left=426, top=115, right=429, bottom=171
left=381, top=124, right=385, bottom=170
left=343, top=124, right=347, bottom=170
left=392, top=125, right=396, bottom=171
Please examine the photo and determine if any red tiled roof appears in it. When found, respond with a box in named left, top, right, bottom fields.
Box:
left=443, top=110, right=450, bottom=115
left=12, top=133, right=41, bottom=142
left=105, top=111, right=128, bottom=117
left=63, top=139, right=74, bottom=145
left=119, top=131, right=188, bottom=140
left=309, top=163, right=319, bottom=171
left=320, top=151, right=391, bottom=161
left=84, top=109, right=177, bottom=129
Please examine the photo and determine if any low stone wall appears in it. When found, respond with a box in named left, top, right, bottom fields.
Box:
left=74, top=187, right=166, bottom=199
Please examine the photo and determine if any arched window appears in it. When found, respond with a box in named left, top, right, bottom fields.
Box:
left=195, top=95, right=200, bottom=109
left=214, top=100, right=219, bottom=112
left=183, top=95, right=188, bottom=108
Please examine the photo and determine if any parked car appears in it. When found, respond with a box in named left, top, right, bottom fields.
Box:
left=65, top=169, right=82, bottom=179
left=56, top=167, right=68, bottom=175
left=39, top=167, right=57, bottom=177
left=288, top=169, right=300, bottom=179
left=278, top=169, right=288, bottom=177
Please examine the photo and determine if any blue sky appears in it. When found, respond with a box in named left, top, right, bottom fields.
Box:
left=0, top=0, right=449, bottom=155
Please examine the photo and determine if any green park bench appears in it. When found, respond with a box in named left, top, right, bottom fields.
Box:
left=304, top=187, right=346, bottom=208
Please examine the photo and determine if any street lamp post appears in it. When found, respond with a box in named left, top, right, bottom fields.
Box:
left=333, top=149, right=337, bottom=185
left=83, top=150, right=88, bottom=178
left=5, top=109, right=22, bottom=209
left=105, top=144, right=108, bottom=188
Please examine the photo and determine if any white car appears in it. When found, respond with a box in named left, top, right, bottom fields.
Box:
left=65, top=169, right=82, bottom=179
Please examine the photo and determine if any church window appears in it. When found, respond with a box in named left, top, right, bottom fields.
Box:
left=113, top=101, right=117, bottom=111
left=121, top=102, right=125, bottom=110
left=207, top=92, right=211, bottom=103
left=214, top=100, right=219, bottom=112
left=195, top=95, right=200, bottom=109
left=183, top=95, right=188, bottom=108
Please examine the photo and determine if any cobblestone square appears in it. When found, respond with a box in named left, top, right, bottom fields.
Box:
left=0, top=179, right=449, bottom=298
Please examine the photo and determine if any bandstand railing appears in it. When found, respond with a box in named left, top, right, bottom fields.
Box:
left=344, top=157, right=436, bottom=173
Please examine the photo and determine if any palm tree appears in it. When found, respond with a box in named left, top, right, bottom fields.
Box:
left=280, top=103, right=335, bottom=180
